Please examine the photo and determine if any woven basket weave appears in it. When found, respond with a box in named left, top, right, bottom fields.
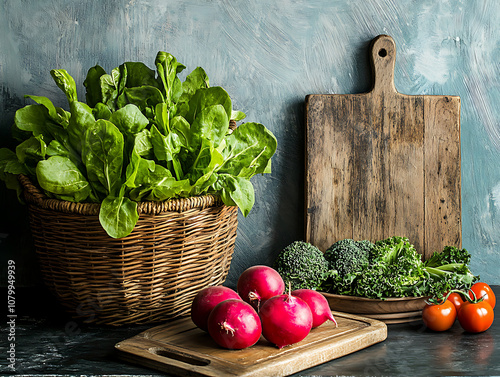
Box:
left=19, top=174, right=238, bottom=326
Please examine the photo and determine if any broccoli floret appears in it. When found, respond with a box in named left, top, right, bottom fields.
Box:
left=323, top=239, right=374, bottom=276
left=274, top=241, right=329, bottom=290
left=321, top=239, right=377, bottom=295
left=358, top=239, right=381, bottom=263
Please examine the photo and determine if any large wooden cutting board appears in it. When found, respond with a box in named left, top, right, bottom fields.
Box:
left=115, top=312, right=387, bottom=377
left=305, top=34, right=461, bottom=258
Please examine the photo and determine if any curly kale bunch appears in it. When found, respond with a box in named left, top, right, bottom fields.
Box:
left=274, top=241, right=329, bottom=290
left=424, top=245, right=472, bottom=266
left=423, top=246, right=478, bottom=296
left=321, top=236, right=478, bottom=299
left=355, top=236, right=426, bottom=298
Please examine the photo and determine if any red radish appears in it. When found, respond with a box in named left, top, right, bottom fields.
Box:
left=259, top=292, right=313, bottom=349
left=207, top=299, right=262, bottom=350
left=237, top=265, right=285, bottom=311
left=292, top=289, right=337, bottom=328
left=191, top=286, right=241, bottom=331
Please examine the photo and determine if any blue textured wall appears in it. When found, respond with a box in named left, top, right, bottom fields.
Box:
left=1, top=0, right=499, bottom=288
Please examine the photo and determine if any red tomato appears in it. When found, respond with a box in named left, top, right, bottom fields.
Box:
left=422, top=300, right=457, bottom=331
left=469, top=282, right=496, bottom=309
left=447, top=292, right=466, bottom=313
left=458, top=300, right=494, bottom=333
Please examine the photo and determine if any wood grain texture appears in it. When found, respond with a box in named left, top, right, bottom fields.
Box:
left=423, top=96, right=462, bottom=255
left=115, top=313, right=387, bottom=377
left=305, top=35, right=461, bottom=258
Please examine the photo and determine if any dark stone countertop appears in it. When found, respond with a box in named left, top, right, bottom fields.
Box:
left=4, top=286, right=500, bottom=376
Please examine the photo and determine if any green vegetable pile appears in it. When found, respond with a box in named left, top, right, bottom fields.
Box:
left=274, top=237, right=478, bottom=299
left=0, top=52, right=277, bottom=238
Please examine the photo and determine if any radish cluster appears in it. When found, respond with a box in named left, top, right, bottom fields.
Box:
left=190, top=265, right=337, bottom=350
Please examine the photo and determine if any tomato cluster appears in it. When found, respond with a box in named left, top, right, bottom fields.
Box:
left=422, top=282, right=495, bottom=333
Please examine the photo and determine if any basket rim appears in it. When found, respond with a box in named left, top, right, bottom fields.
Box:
left=18, top=173, right=224, bottom=216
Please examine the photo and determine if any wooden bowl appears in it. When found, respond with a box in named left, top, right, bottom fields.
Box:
left=321, top=292, right=428, bottom=324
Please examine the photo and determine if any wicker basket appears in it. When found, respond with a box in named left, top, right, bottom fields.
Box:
left=19, top=174, right=238, bottom=326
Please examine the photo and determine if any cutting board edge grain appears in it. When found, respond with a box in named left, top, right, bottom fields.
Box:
left=115, top=311, right=387, bottom=377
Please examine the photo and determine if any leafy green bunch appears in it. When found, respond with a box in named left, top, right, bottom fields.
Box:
left=423, top=246, right=477, bottom=295
left=351, top=236, right=427, bottom=298
left=0, top=52, right=277, bottom=238
left=321, top=237, right=478, bottom=299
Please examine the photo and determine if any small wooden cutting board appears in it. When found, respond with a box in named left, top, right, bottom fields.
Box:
left=115, top=312, right=387, bottom=377
left=305, top=35, right=461, bottom=258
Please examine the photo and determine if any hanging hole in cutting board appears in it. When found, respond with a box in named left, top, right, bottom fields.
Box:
left=149, top=347, right=211, bottom=366
left=378, top=48, right=387, bottom=57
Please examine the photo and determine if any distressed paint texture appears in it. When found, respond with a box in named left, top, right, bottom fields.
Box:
left=0, top=0, right=499, bottom=287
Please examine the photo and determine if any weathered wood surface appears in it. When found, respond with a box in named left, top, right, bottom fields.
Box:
left=305, top=35, right=461, bottom=258
left=115, top=313, right=387, bottom=377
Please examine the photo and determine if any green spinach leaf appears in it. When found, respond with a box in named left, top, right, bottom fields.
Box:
left=109, top=104, right=149, bottom=135
left=150, top=124, right=184, bottom=179
left=99, top=186, right=139, bottom=239
left=188, top=143, right=224, bottom=196
left=50, top=69, right=78, bottom=104
left=82, top=119, right=124, bottom=198
left=90, top=64, right=127, bottom=111
left=183, top=87, right=232, bottom=124
left=93, top=102, right=112, bottom=120
left=36, top=155, right=91, bottom=202
left=231, top=110, right=246, bottom=122
left=14, top=105, right=52, bottom=137
left=176, top=66, right=209, bottom=116
left=190, top=104, right=229, bottom=149
left=219, top=122, right=277, bottom=179
left=216, top=174, right=255, bottom=217
left=124, top=62, right=159, bottom=89
left=155, top=51, right=185, bottom=106
left=24, top=95, right=58, bottom=121
left=116, top=86, right=164, bottom=116
left=83, top=65, right=107, bottom=107
left=16, top=135, right=46, bottom=165
left=0, top=148, right=27, bottom=176
left=67, top=101, right=96, bottom=154
left=128, top=160, right=190, bottom=201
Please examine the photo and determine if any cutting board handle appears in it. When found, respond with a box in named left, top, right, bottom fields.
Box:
left=370, top=34, right=397, bottom=95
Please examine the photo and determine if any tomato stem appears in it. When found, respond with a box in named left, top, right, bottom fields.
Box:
left=426, top=297, right=446, bottom=305
left=443, top=288, right=484, bottom=304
